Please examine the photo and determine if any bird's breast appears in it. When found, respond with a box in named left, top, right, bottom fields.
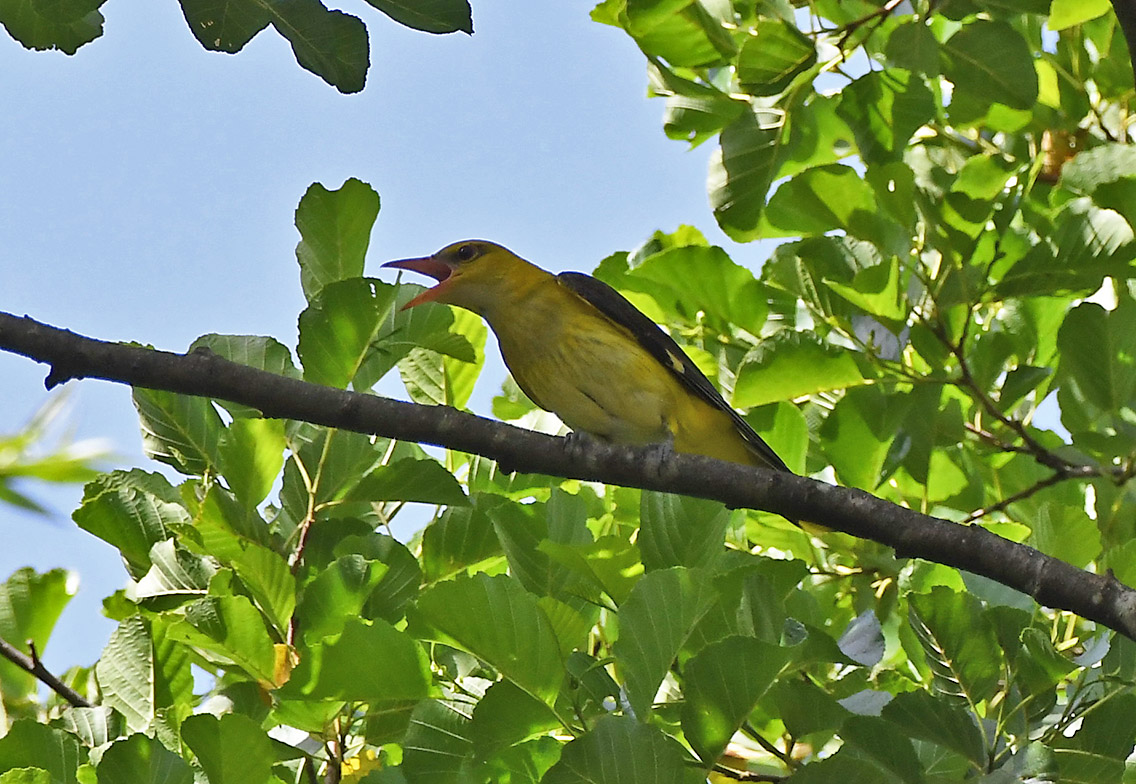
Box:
left=490, top=297, right=679, bottom=445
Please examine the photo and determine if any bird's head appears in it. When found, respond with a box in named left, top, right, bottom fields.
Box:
left=382, top=240, right=540, bottom=315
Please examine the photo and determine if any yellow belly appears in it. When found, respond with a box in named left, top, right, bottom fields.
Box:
left=492, top=294, right=759, bottom=467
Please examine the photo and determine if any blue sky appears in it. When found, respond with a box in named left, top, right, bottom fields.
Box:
left=0, top=2, right=760, bottom=672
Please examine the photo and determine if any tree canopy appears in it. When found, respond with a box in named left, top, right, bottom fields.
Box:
left=3, top=1, right=1136, bottom=783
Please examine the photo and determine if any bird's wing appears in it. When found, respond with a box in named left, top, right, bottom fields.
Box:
left=556, top=272, right=790, bottom=473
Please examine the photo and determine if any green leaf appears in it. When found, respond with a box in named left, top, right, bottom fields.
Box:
left=622, top=0, right=735, bottom=68
left=682, top=636, right=788, bottom=765
left=296, top=555, right=388, bottom=641
left=881, top=690, right=985, bottom=765
left=743, top=402, right=808, bottom=474
left=401, top=306, right=488, bottom=409
left=420, top=501, right=504, bottom=581
left=650, top=61, right=747, bottom=145
left=72, top=470, right=190, bottom=579
left=837, top=69, right=934, bottom=165
left=398, top=347, right=446, bottom=405
left=401, top=698, right=475, bottom=782
left=1059, top=143, right=1136, bottom=195
left=297, top=278, right=400, bottom=389
left=778, top=94, right=855, bottom=176
left=217, top=417, right=286, bottom=510
left=539, top=534, right=643, bottom=606
left=839, top=715, right=926, bottom=784
left=469, top=680, right=561, bottom=758
left=1057, top=300, right=1136, bottom=417
left=488, top=495, right=596, bottom=602
left=189, top=333, right=299, bottom=378
left=166, top=595, right=277, bottom=684
left=347, top=457, right=469, bottom=506
left=908, top=587, right=1001, bottom=705
left=0, top=0, right=103, bottom=54
left=179, top=0, right=270, bottom=53
left=996, top=199, right=1135, bottom=297
left=95, top=733, right=193, bottom=784
left=0, top=721, right=84, bottom=784
left=613, top=566, right=718, bottom=718
left=278, top=427, right=395, bottom=526
left=824, top=257, right=907, bottom=323
left=1025, top=501, right=1101, bottom=568
left=440, top=307, right=487, bottom=409
left=134, top=539, right=216, bottom=600
left=151, top=616, right=194, bottom=711
left=953, top=153, right=1015, bottom=200
left=1049, top=0, right=1110, bottom=30
left=268, top=0, right=368, bottom=94
left=885, top=21, right=940, bottom=76
left=766, top=232, right=883, bottom=300
left=597, top=244, right=767, bottom=332
left=479, top=736, right=562, bottom=784
left=95, top=616, right=154, bottom=731
left=709, top=111, right=786, bottom=241
left=415, top=573, right=564, bottom=706
left=333, top=532, right=422, bottom=623
left=638, top=492, right=731, bottom=571
left=133, top=388, right=225, bottom=476
left=771, top=679, right=849, bottom=738
left=298, top=276, right=472, bottom=390
left=941, top=20, right=1038, bottom=110
left=0, top=567, right=75, bottom=699
left=284, top=617, right=430, bottom=700
left=761, top=164, right=887, bottom=240
left=188, top=334, right=299, bottom=418
left=542, top=716, right=691, bottom=784
left=229, top=542, right=296, bottom=635
left=181, top=713, right=274, bottom=784
left=364, top=0, right=472, bottom=33
left=734, top=332, right=866, bottom=408
left=736, top=18, right=817, bottom=96
left=60, top=706, right=123, bottom=748
left=1059, top=691, right=1136, bottom=760
left=0, top=769, right=52, bottom=784
left=295, top=178, right=380, bottom=300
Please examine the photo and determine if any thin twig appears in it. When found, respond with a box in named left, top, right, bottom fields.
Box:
left=708, top=762, right=787, bottom=782
left=931, top=323, right=1114, bottom=480
left=0, top=635, right=91, bottom=707
left=741, top=721, right=796, bottom=769
left=835, top=0, right=907, bottom=46
left=962, top=472, right=1068, bottom=524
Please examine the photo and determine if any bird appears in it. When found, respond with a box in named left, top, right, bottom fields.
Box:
left=382, top=240, right=794, bottom=479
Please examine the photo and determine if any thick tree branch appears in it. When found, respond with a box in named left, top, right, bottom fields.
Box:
left=0, top=634, right=91, bottom=707
left=3, top=311, right=1136, bottom=640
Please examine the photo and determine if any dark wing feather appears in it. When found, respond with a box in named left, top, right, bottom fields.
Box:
left=556, top=272, right=790, bottom=473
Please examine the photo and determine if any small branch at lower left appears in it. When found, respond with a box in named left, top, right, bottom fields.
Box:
left=0, top=634, right=91, bottom=707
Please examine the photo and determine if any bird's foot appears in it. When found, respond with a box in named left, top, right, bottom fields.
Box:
left=638, top=437, right=677, bottom=479
left=563, top=430, right=598, bottom=460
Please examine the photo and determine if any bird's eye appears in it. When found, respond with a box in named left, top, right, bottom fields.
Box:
left=456, top=244, right=478, bottom=262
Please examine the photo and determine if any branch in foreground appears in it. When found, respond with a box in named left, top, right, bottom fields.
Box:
left=2, top=311, right=1136, bottom=641
left=0, top=634, right=91, bottom=707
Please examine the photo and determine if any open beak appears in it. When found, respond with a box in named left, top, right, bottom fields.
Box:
left=382, top=255, right=455, bottom=309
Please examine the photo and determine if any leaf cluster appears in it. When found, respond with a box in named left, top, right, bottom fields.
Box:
left=0, top=0, right=474, bottom=92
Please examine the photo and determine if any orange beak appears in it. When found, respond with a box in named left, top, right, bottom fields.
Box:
left=382, top=255, right=455, bottom=309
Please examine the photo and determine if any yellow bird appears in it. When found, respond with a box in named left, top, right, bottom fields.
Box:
left=383, top=240, right=792, bottom=478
